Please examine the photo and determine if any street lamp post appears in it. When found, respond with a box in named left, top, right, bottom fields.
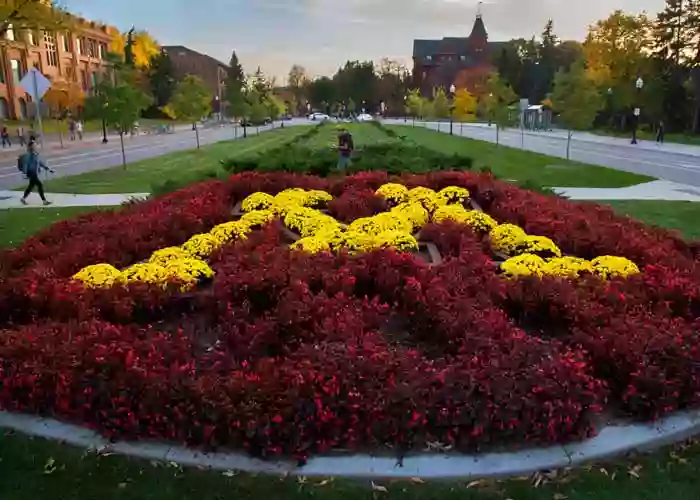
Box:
left=449, top=84, right=456, bottom=136
left=631, top=77, right=644, bottom=145
left=403, top=95, right=407, bottom=123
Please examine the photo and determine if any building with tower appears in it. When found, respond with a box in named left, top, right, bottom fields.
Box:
left=412, top=11, right=504, bottom=95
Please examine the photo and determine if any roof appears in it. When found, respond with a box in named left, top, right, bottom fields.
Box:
left=162, top=45, right=229, bottom=69
left=470, top=14, right=488, bottom=40
left=413, top=14, right=501, bottom=59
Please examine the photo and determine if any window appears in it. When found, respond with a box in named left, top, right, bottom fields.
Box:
left=62, top=33, right=71, bottom=52
left=90, top=71, right=97, bottom=89
left=76, top=37, right=83, bottom=55
left=44, top=32, right=58, bottom=67
left=87, top=38, right=97, bottom=58
left=5, top=24, right=14, bottom=41
left=99, top=43, right=106, bottom=59
left=27, top=31, right=36, bottom=45
left=80, top=69, right=88, bottom=90
left=10, top=59, right=22, bottom=84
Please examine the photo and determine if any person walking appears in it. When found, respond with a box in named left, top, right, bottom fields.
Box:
left=68, top=119, right=76, bottom=141
left=656, top=120, right=665, bottom=145
left=76, top=120, right=84, bottom=140
left=19, top=140, right=53, bottom=206
left=17, top=125, right=26, bottom=147
left=335, top=125, right=354, bottom=171
left=1, top=126, right=11, bottom=148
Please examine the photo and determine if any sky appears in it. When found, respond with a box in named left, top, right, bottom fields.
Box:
left=64, top=0, right=667, bottom=83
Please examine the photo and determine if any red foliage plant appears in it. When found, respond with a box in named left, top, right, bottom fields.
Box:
left=1, top=171, right=699, bottom=461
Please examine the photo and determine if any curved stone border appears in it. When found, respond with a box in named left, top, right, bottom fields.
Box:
left=2, top=409, right=700, bottom=479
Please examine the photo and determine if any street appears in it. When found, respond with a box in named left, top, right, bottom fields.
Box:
left=0, top=120, right=308, bottom=190
left=386, top=120, right=700, bottom=187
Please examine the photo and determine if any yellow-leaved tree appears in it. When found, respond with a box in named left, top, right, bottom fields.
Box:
left=453, top=88, right=477, bottom=121
left=109, top=28, right=160, bottom=68
left=0, top=0, right=72, bottom=39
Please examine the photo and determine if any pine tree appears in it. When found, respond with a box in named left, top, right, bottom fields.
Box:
left=226, top=50, right=246, bottom=117
left=654, top=0, right=692, bottom=65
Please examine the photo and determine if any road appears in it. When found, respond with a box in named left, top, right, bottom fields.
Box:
left=386, top=119, right=700, bottom=187
left=0, top=120, right=308, bottom=190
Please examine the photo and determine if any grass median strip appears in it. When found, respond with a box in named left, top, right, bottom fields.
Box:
left=42, top=127, right=309, bottom=194
left=388, top=125, right=653, bottom=188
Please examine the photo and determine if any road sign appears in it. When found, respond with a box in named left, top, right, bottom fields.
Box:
left=19, top=68, right=51, bottom=101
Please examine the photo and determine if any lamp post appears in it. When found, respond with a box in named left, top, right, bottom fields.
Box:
left=403, top=95, right=407, bottom=123
left=631, top=77, right=644, bottom=145
left=449, top=84, right=456, bottom=136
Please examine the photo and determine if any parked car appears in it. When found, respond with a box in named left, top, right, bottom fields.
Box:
left=308, top=112, right=330, bottom=121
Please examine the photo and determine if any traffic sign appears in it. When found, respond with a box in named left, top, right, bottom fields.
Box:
left=19, top=68, right=51, bottom=101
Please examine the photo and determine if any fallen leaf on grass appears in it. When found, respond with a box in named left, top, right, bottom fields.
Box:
left=466, top=480, right=487, bottom=489
left=628, top=464, right=642, bottom=479
left=118, top=482, right=127, bottom=489
left=221, top=470, right=239, bottom=477
left=670, top=452, right=689, bottom=465
left=315, top=478, right=334, bottom=487
left=553, top=494, right=569, bottom=500
left=410, top=477, right=425, bottom=484
left=371, top=481, right=388, bottom=493
left=297, top=476, right=307, bottom=485
left=43, top=457, right=57, bottom=475
left=599, top=467, right=609, bottom=476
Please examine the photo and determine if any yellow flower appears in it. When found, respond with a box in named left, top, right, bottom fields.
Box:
left=72, top=263, right=122, bottom=288
left=164, top=258, right=215, bottom=290
left=407, top=187, right=446, bottom=212
left=305, top=190, right=333, bottom=207
left=315, top=225, right=346, bottom=251
left=437, top=186, right=470, bottom=205
left=182, top=233, right=220, bottom=258
left=500, top=254, right=547, bottom=278
left=433, top=204, right=469, bottom=224
left=462, top=210, right=498, bottom=233
left=391, top=202, right=429, bottom=231
left=542, top=257, right=593, bottom=278
left=119, top=263, right=170, bottom=286
left=291, top=236, right=331, bottom=254
left=490, top=224, right=527, bottom=254
left=513, top=235, right=562, bottom=258
left=270, top=189, right=309, bottom=215
left=210, top=221, right=250, bottom=244
left=284, top=207, right=339, bottom=237
left=348, top=213, right=410, bottom=236
left=376, top=183, right=409, bottom=204
left=590, top=256, right=640, bottom=280
left=239, top=209, right=276, bottom=228
left=342, top=230, right=378, bottom=254
left=241, top=192, right=274, bottom=212
left=375, top=230, right=419, bottom=252
left=149, top=247, right=191, bottom=266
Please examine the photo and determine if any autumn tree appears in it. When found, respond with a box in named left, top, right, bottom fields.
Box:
left=551, top=59, right=603, bottom=159
left=167, top=75, right=212, bottom=149
left=431, top=87, right=450, bottom=118
left=481, top=73, right=518, bottom=145
left=108, top=28, right=159, bottom=68
left=0, top=0, right=71, bottom=39
left=287, top=64, right=308, bottom=115
left=42, top=81, right=84, bottom=147
left=453, top=88, right=477, bottom=121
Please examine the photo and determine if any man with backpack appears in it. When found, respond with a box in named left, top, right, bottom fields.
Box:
left=18, top=140, right=53, bottom=205
left=335, top=125, right=354, bottom=171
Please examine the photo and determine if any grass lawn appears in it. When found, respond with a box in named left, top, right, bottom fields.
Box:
left=2, top=431, right=700, bottom=500
left=593, top=128, right=700, bottom=146
left=0, top=118, right=189, bottom=137
left=602, top=200, right=700, bottom=240
left=388, top=125, right=653, bottom=188
left=44, top=126, right=309, bottom=194
left=302, top=122, right=399, bottom=150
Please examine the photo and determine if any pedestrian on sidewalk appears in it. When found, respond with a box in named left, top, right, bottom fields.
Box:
left=68, top=119, right=76, bottom=141
left=19, top=140, right=53, bottom=206
left=656, top=120, right=665, bottom=145
left=17, top=126, right=26, bottom=147
left=1, top=126, right=11, bottom=148
left=76, top=120, right=84, bottom=140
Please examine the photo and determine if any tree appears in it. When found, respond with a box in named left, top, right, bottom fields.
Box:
left=147, top=50, right=176, bottom=109
left=226, top=50, right=246, bottom=118
left=251, top=66, right=270, bottom=96
left=481, top=73, right=518, bottom=145
left=84, top=69, right=151, bottom=168
left=551, top=60, right=604, bottom=159
left=430, top=87, right=450, bottom=118
left=0, top=0, right=71, bottom=39
left=333, top=60, right=377, bottom=112
left=167, top=75, right=212, bottom=149
left=654, top=0, right=692, bottom=65
left=453, top=88, right=477, bottom=121
left=264, top=94, right=286, bottom=120
left=42, top=81, right=84, bottom=147
left=405, top=89, right=423, bottom=119
left=306, top=77, right=335, bottom=110
left=108, top=29, right=160, bottom=68
left=287, top=64, right=308, bottom=114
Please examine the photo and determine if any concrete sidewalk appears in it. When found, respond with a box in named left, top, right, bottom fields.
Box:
left=0, top=190, right=148, bottom=209
left=553, top=180, right=700, bottom=201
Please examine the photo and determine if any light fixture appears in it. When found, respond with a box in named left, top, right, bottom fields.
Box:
left=636, top=77, right=644, bottom=89
left=449, top=84, right=456, bottom=94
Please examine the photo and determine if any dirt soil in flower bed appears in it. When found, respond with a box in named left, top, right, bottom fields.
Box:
left=1, top=172, right=700, bottom=463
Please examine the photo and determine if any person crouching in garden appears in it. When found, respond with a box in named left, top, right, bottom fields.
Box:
left=19, top=140, right=53, bottom=206
left=336, top=126, right=354, bottom=171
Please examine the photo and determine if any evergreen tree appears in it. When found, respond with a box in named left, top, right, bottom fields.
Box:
left=148, top=50, right=176, bottom=108
left=226, top=50, right=246, bottom=117
left=654, top=0, right=692, bottom=65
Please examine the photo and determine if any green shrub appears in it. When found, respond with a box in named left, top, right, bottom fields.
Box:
left=150, top=170, right=220, bottom=196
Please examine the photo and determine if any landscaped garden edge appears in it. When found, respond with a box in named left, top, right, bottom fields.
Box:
left=2, top=409, right=699, bottom=479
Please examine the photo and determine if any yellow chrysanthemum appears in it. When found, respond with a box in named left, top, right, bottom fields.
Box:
left=375, top=230, right=419, bottom=252
left=182, top=233, right=220, bottom=258
left=305, top=190, right=333, bottom=207
left=542, top=257, right=594, bottom=278
left=119, top=263, right=170, bottom=286
left=500, top=254, right=547, bottom=278
left=291, top=236, right=331, bottom=254
left=149, top=247, right=191, bottom=266
left=342, top=230, right=378, bottom=254
left=164, top=258, right=215, bottom=290
left=284, top=207, right=339, bottom=237
left=407, top=186, right=446, bottom=212
left=376, top=183, right=409, bottom=204
left=437, top=186, right=470, bottom=205
left=512, top=235, right=562, bottom=258
left=391, top=202, right=429, bottom=230
left=210, top=221, right=250, bottom=244
left=462, top=210, right=499, bottom=233
left=432, top=204, right=470, bottom=224
left=241, top=192, right=274, bottom=212
left=239, top=209, right=276, bottom=228
left=590, top=256, right=640, bottom=280
left=490, top=224, right=527, bottom=254
left=72, top=263, right=122, bottom=288
left=270, top=189, right=309, bottom=215
left=315, top=225, right=346, bottom=250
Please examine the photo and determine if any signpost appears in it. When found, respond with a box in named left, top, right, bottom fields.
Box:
left=19, top=68, right=52, bottom=147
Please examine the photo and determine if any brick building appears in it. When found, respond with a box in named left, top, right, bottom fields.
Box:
left=161, top=45, right=228, bottom=111
left=412, top=13, right=505, bottom=96
left=0, top=15, right=115, bottom=120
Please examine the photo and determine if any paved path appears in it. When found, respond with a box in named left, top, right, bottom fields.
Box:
left=0, top=119, right=309, bottom=190
left=0, top=190, right=148, bottom=209
left=553, top=180, right=700, bottom=201
left=386, top=119, right=700, bottom=187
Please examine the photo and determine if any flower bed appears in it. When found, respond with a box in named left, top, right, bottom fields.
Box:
left=1, top=171, right=700, bottom=464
